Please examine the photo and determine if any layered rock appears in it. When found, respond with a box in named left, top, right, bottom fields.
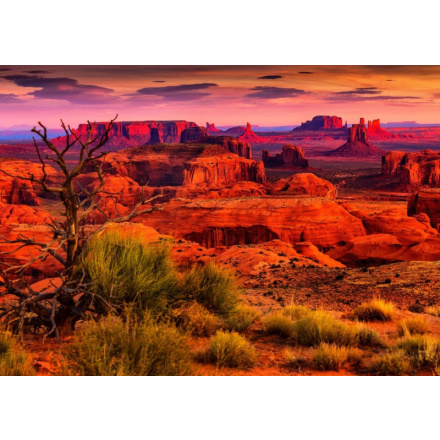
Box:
left=269, top=173, right=336, bottom=198
left=325, top=118, right=386, bottom=157
left=138, top=197, right=367, bottom=250
left=382, top=150, right=440, bottom=187
left=262, top=144, right=309, bottom=168
left=199, top=136, right=252, bottom=159
left=0, top=159, right=57, bottom=206
left=183, top=153, right=266, bottom=186
left=294, top=115, right=344, bottom=131
left=408, top=190, right=440, bottom=230
left=51, top=120, right=199, bottom=150
left=180, top=126, right=208, bottom=143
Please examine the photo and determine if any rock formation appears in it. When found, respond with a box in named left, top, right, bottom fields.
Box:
left=325, top=118, right=386, bottom=157
left=199, top=136, right=253, bottom=159
left=238, top=123, right=263, bottom=142
left=51, top=120, right=200, bottom=150
left=180, top=126, right=208, bottom=143
left=205, top=122, right=221, bottom=134
left=382, top=150, right=440, bottom=187
left=408, top=189, right=440, bottom=230
left=138, top=197, right=367, bottom=250
left=224, top=126, right=246, bottom=136
left=269, top=173, right=336, bottom=198
left=183, top=153, right=266, bottom=186
left=367, top=119, right=396, bottom=139
left=262, top=144, right=309, bottom=168
left=294, top=116, right=344, bottom=131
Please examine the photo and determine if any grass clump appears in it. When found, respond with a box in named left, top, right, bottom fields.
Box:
left=294, top=311, right=357, bottom=347
left=369, top=350, right=412, bottom=376
left=352, top=298, right=395, bottom=322
left=0, top=330, right=35, bottom=376
left=64, top=312, right=193, bottom=376
left=225, top=304, right=261, bottom=332
left=200, top=331, right=257, bottom=369
left=282, top=304, right=312, bottom=321
left=354, top=323, right=387, bottom=348
left=82, top=231, right=179, bottom=313
left=182, top=263, right=240, bottom=317
left=284, top=349, right=307, bottom=369
left=312, top=343, right=361, bottom=371
left=264, top=313, right=296, bottom=338
left=173, top=302, right=221, bottom=337
left=398, top=334, right=440, bottom=368
left=397, top=317, right=430, bottom=337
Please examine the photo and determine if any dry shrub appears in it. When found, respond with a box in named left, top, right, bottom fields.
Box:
left=173, top=302, right=221, bottom=337
left=0, top=330, right=34, bottom=376
left=352, top=298, right=395, bottom=322
left=264, top=313, right=296, bottom=338
left=397, top=317, right=430, bottom=337
left=225, top=304, right=261, bottom=332
left=369, top=350, right=412, bottom=376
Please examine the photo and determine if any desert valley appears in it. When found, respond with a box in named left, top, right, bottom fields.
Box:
left=1, top=111, right=440, bottom=376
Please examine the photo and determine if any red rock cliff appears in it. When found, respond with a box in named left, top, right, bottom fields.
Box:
left=295, top=115, right=344, bottom=131
left=262, top=144, right=309, bottom=168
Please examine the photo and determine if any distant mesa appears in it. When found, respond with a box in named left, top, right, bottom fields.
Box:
left=224, top=125, right=246, bottom=136
left=324, top=118, right=386, bottom=157
left=180, top=126, right=208, bottom=143
left=382, top=149, right=440, bottom=188
left=52, top=120, right=200, bottom=151
left=294, top=115, right=345, bottom=131
left=262, top=144, right=309, bottom=168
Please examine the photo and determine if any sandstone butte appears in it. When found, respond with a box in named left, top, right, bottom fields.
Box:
left=268, top=173, right=336, bottom=198
left=366, top=119, right=396, bottom=139
left=382, top=149, right=440, bottom=187
left=205, top=122, right=220, bottom=134
left=51, top=120, right=200, bottom=150
left=136, top=197, right=367, bottom=250
left=325, top=118, right=386, bottom=157
left=262, top=144, right=309, bottom=168
left=294, top=115, right=345, bottom=131
left=238, top=123, right=264, bottom=142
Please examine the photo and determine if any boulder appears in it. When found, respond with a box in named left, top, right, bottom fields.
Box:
left=269, top=173, right=336, bottom=198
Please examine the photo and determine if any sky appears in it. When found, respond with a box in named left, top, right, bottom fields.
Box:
left=1, top=65, right=440, bottom=129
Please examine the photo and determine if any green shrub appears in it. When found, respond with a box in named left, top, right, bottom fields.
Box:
left=182, top=263, right=240, bottom=317
left=201, top=331, right=257, bottom=369
left=369, top=350, right=412, bottom=376
left=282, top=304, right=312, bottom=321
left=82, top=231, right=180, bottom=313
left=65, top=312, right=193, bottom=376
left=0, top=330, right=35, bottom=376
left=294, top=311, right=357, bottom=347
left=225, top=304, right=260, bottom=332
left=173, top=302, right=221, bottom=337
left=352, top=298, right=395, bottom=322
left=354, top=323, right=387, bottom=348
left=264, top=313, right=296, bottom=338
left=312, top=343, right=351, bottom=371
left=397, top=317, right=430, bottom=337
left=398, top=334, right=440, bottom=368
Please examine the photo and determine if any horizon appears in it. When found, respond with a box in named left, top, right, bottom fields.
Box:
left=1, top=65, right=440, bottom=128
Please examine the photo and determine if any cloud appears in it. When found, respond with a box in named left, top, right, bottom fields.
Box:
left=23, top=69, right=55, bottom=74
left=135, top=83, right=218, bottom=101
left=0, top=93, right=23, bottom=104
left=245, top=86, right=307, bottom=100
left=0, top=74, right=115, bottom=104
left=0, top=68, right=11, bottom=72
left=153, top=80, right=166, bottom=83
left=298, top=71, right=313, bottom=74
left=258, top=75, right=283, bottom=80
left=334, top=87, right=383, bottom=96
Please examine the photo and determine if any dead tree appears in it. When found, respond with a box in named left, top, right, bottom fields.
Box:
left=0, top=115, right=163, bottom=339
